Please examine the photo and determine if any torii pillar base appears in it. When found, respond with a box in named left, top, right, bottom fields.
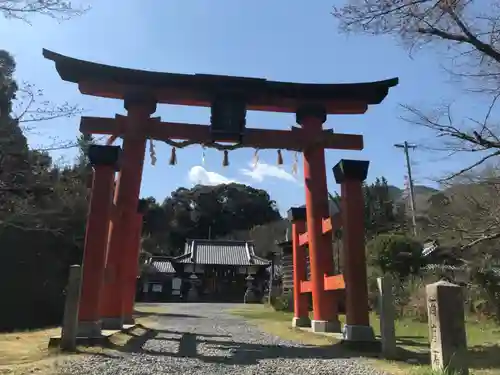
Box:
left=78, top=321, right=102, bottom=338
left=341, top=327, right=380, bottom=352
left=342, top=325, right=376, bottom=342
left=312, top=320, right=342, bottom=333
left=292, top=316, right=311, bottom=328
left=101, top=317, right=124, bottom=330
left=123, top=316, right=136, bottom=325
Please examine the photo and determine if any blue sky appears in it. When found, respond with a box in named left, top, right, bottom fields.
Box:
left=0, top=1, right=483, bottom=213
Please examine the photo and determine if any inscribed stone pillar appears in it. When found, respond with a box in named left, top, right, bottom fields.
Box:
left=61, top=265, right=82, bottom=351
left=78, top=145, right=121, bottom=337
left=426, top=281, right=468, bottom=375
left=288, top=207, right=311, bottom=328
left=333, top=159, right=375, bottom=343
left=100, top=94, right=156, bottom=329
left=297, top=104, right=340, bottom=333
left=377, top=275, right=396, bottom=358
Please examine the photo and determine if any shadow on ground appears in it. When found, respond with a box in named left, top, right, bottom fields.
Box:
left=90, top=327, right=367, bottom=366
left=389, top=336, right=500, bottom=371
left=88, top=311, right=500, bottom=371
left=133, top=310, right=202, bottom=319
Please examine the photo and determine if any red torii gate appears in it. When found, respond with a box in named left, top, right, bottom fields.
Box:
left=43, top=49, right=398, bottom=342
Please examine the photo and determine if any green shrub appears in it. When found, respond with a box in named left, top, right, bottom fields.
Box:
left=367, top=233, right=425, bottom=280
left=271, top=292, right=294, bottom=312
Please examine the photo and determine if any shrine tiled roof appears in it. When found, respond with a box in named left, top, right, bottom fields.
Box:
left=172, top=239, right=270, bottom=267
left=151, top=259, right=175, bottom=274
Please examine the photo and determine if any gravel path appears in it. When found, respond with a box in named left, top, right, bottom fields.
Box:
left=60, top=303, right=386, bottom=375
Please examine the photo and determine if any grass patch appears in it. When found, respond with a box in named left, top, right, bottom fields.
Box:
left=0, top=326, right=76, bottom=375
left=0, top=304, right=165, bottom=375
left=230, top=305, right=338, bottom=346
left=230, top=305, right=500, bottom=375
left=0, top=327, right=61, bottom=366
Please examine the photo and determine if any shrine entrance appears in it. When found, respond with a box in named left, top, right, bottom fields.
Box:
left=203, top=266, right=245, bottom=302
left=43, top=49, right=398, bottom=345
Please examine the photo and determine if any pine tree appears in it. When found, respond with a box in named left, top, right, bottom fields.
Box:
left=0, top=50, right=30, bottom=190
left=76, top=133, right=96, bottom=167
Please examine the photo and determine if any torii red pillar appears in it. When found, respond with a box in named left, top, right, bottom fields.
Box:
left=288, top=207, right=311, bottom=328
left=297, top=105, right=340, bottom=333
left=77, top=145, right=121, bottom=337
left=333, top=159, right=375, bottom=344
left=100, top=95, right=155, bottom=329
left=121, top=199, right=147, bottom=324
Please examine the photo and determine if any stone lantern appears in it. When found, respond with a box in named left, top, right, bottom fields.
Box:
left=244, top=275, right=256, bottom=304
left=187, top=273, right=200, bottom=301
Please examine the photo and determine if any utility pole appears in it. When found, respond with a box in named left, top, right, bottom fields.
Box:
left=394, top=141, right=418, bottom=237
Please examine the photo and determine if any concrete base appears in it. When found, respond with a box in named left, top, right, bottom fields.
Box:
left=77, top=320, right=102, bottom=338
left=342, top=324, right=376, bottom=341
left=292, top=316, right=311, bottom=328
left=341, top=324, right=380, bottom=352
left=101, top=317, right=124, bottom=330
left=48, top=324, right=136, bottom=349
left=123, top=316, right=136, bottom=325
left=311, top=319, right=342, bottom=333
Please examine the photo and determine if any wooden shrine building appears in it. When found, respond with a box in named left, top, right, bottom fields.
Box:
left=138, top=256, right=177, bottom=302
left=137, top=240, right=270, bottom=303
left=171, top=239, right=270, bottom=302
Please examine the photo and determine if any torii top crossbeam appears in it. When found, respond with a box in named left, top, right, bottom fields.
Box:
left=42, top=49, right=399, bottom=151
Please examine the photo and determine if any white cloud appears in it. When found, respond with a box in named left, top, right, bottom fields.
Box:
left=239, top=162, right=299, bottom=183
left=187, top=166, right=235, bottom=186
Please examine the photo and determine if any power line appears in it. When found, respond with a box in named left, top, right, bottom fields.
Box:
left=395, top=141, right=418, bottom=237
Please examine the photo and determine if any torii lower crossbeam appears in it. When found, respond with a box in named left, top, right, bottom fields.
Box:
left=80, top=116, right=364, bottom=151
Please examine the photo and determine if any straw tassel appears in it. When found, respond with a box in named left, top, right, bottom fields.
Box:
left=149, top=139, right=157, bottom=166
left=277, top=150, right=283, bottom=165
left=222, top=150, right=229, bottom=167
left=252, top=149, right=259, bottom=169
left=106, top=134, right=118, bottom=145
left=291, top=151, right=299, bottom=175
left=169, top=147, right=177, bottom=165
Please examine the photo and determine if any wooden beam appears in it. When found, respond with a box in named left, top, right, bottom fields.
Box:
left=77, top=82, right=371, bottom=115
left=300, top=280, right=312, bottom=294
left=79, top=116, right=364, bottom=151
left=322, top=217, right=333, bottom=233
left=298, top=214, right=342, bottom=246
left=324, top=274, right=345, bottom=291
left=298, top=232, right=308, bottom=247
left=301, top=276, right=344, bottom=293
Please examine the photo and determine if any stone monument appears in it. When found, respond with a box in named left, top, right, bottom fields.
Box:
left=60, top=265, right=82, bottom=351
left=377, top=275, right=396, bottom=358
left=426, top=281, right=468, bottom=375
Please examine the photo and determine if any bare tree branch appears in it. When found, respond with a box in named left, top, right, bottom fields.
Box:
left=12, top=82, right=82, bottom=123
left=0, top=0, right=89, bottom=23
left=333, top=0, right=500, bottom=180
